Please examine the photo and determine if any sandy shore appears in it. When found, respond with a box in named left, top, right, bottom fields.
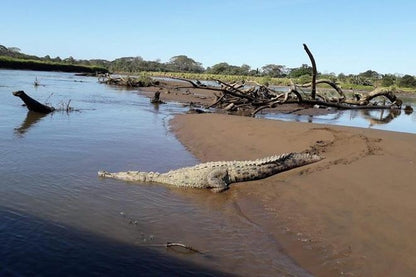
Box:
left=170, top=113, right=416, bottom=276
left=136, top=81, right=416, bottom=275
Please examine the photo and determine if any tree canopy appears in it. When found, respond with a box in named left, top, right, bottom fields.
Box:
left=261, top=64, right=287, bottom=77
left=1, top=43, right=416, bottom=88
left=167, top=55, right=204, bottom=73
left=288, top=64, right=313, bottom=78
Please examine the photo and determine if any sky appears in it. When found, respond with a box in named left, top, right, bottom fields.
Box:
left=1, top=0, right=416, bottom=75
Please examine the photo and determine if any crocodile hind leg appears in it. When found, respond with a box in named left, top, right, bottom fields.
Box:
left=207, top=168, right=229, bottom=193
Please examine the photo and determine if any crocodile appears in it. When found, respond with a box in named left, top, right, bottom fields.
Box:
left=98, top=152, right=321, bottom=193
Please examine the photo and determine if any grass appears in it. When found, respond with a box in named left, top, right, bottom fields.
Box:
left=2, top=56, right=413, bottom=94
left=144, top=71, right=293, bottom=86
left=144, top=71, right=371, bottom=90
left=142, top=71, right=415, bottom=93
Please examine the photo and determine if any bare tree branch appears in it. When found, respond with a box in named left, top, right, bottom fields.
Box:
left=303, top=43, right=317, bottom=99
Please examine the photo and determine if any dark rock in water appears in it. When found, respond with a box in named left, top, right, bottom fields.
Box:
left=13, top=90, right=55, bottom=114
left=404, top=105, right=413, bottom=114
left=187, top=108, right=207, bottom=114
left=150, top=91, right=165, bottom=104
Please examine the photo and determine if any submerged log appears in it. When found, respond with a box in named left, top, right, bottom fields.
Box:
left=13, top=90, right=55, bottom=114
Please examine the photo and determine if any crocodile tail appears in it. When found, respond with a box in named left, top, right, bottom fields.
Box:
left=98, top=170, right=159, bottom=182
left=282, top=152, right=322, bottom=169
left=255, top=152, right=322, bottom=166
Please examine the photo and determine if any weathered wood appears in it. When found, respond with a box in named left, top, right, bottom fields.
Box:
left=168, top=76, right=200, bottom=88
left=303, top=43, right=317, bottom=100
left=13, top=90, right=55, bottom=114
left=343, top=87, right=402, bottom=106
left=214, top=79, right=255, bottom=101
left=298, top=79, right=346, bottom=100
left=166, top=242, right=202, bottom=254
left=144, top=44, right=405, bottom=116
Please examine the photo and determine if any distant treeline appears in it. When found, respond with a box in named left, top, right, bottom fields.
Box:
left=1, top=44, right=416, bottom=88
left=0, top=45, right=108, bottom=73
left=0, top=56, right=108, bottom=74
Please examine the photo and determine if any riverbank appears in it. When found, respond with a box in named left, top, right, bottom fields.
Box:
left=122, top=75, right=414, bottom=275
left=171, top=113, right=416, bottom=276
left=0, top=56, right=108, bottom=73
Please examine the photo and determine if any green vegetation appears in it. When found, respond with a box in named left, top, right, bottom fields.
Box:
left=0, top=56, right=108, bottom=73
left=0, top=45, right=107, bottom=73
left=145, top=71, right=292, bottom=86
left=1, top=43, right=415, bottom=91
left=136, top=72, right=155, bottom=87
left=98, top=72, right=157, bottom=87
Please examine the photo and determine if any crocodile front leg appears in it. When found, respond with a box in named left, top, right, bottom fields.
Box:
left=207, top=168, right=229, bottom=193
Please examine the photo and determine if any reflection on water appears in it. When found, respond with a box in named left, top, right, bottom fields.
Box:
left=261, top=100, right=416, bottom=134
left=151, top=101, right=162, bottom=112
left=14, top=111, right=49, bottom=137
left=361, top=108, right=401, bottom=126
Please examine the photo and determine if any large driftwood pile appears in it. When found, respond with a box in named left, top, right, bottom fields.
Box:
left=166, top=44, right=404, bottom=117
left=98, top=73, right=158, bottom=87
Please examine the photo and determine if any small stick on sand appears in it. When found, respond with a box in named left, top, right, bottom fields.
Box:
left=166, top=242, right=202, bottom=254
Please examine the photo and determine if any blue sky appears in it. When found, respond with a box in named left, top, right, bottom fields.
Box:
left=1, top=0, right=416, bottom=75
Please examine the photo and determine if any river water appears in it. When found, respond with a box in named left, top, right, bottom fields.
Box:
left=0, top=70, right=312, bottom=276
left=1, top=70, right=415, bottom=276
left=260, top=89, right=416, bottom=134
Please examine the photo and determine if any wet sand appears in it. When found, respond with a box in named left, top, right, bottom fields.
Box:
left=170, top=113, right=416, bottom=276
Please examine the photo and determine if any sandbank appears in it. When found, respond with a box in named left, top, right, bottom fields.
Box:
left=171, top=113, right=416, bottom=276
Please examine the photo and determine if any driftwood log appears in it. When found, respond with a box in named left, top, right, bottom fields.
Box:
left=13, top=90, right=55, bottom=114
left=158, top=44, right=404, bottom=117
left=98, top=73, right=159, bottom=87
left=165, top=242, right=202, bottom=254
left=13, top=91, right=76, bottom=113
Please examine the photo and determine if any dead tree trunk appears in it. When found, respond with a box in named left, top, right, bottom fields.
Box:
left=303, top=43, right=317, bottom=100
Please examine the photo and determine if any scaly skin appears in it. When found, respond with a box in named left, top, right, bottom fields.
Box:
left=98, top=152, right=322, bottom=192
